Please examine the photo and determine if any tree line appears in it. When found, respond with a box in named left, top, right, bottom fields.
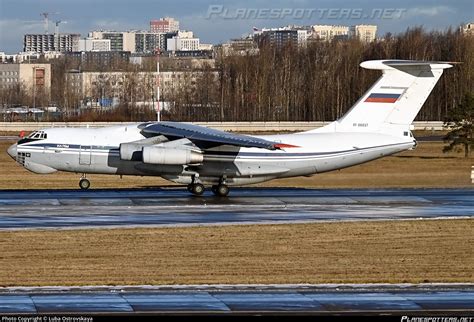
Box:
left=1, top=27, right=473, bottom=122
left=169, top=27, right=473, bottom=122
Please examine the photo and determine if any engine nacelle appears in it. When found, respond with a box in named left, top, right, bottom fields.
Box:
left=120, top=136, right=168, bottom=161
left=120, top=143, right=144, bottom=161
left=142, top=146, right=203, bottom=165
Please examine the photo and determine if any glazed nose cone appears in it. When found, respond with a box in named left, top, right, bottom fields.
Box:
left=7, top=143, right=17, bottom=160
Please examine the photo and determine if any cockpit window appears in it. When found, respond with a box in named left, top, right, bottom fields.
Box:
left=28, top=131, right=47, bottom=139
left=20, top=131, right=47, bottom=144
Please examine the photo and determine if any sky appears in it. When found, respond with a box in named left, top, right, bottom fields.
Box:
left=0, top=0, right=472, bottom=53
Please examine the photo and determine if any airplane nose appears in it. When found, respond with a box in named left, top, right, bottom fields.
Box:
left=7, top=143, right=17, bottom=160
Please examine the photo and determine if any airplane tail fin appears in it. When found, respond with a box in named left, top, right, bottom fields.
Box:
left=312, top=60, right=453, bottom=136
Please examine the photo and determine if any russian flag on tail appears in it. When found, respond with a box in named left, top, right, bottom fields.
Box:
left=365, top=93, right=401, bottom=103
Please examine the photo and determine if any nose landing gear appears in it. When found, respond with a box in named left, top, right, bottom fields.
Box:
left=79, top=174, right=90, bottom=190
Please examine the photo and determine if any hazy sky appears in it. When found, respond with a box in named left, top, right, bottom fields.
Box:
left=0, top=0, right=472, bottom=53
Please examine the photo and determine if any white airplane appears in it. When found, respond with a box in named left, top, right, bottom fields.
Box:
left=7, top=60, right=452, bottom=196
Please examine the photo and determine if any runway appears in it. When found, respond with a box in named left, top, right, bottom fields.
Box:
left=0, top=284, right=472, bottom=315
left=0, top=188, right=472, bottom=230
left=0, top=136, right=19, bottom=141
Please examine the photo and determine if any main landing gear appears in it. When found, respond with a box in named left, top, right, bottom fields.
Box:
left=187, top=175, right=230, bottom=197
left=211, top=184, right=229, bottom=197
left=79, top=174, right=90, bottom=190
left=187, top=183, right=205, bottom=196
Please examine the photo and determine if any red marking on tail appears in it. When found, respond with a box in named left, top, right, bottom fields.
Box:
left=274, top=143, right=300, bottom=149
left=365, top=97, right=398, bottom=103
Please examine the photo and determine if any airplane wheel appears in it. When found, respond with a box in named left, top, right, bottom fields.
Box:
left=215, top=184, right=229, bottom=197
left=191, top=183, right=205, bottom=196
left=79, top=178, right=90, bottom=190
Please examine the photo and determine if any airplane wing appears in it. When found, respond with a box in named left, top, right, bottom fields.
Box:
left=141, top=121, right=289, bottom=150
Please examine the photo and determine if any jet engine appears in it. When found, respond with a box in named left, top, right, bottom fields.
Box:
left=120, top=142, right=144, bottom=161
left=120, top=136, right=168, bottom=161
left=142, top=146, right=203, bottom=165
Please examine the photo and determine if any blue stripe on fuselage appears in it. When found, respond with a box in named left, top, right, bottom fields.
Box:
left=18, top=142, right=411, bottom=158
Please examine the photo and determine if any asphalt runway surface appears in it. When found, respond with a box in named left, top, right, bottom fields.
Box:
left=0, top=188, right=472, bottom=230
left=0, top=284, right=472, bottom=315
left=0, top=136, right=19, bottom=141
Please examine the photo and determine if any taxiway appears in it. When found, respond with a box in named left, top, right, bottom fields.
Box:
left=0, top=284, right=472, bottom=315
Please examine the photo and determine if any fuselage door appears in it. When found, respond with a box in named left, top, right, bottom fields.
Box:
left=79, top=145, right=92, bottom=165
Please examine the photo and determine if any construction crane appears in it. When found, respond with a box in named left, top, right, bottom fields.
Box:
left=40, top=12, right=59, bottom=34
left=54, top=20, right=67, bottom=34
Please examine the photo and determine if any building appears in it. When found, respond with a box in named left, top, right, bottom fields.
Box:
left=90, top=31, right=136, bottom=52
left=1, top=52, right=39, bottom=63
left=198, top=43, right=213, bottom=51
left=167, top=50, right=213, bottom=59
left=65, top=69, right=217, bottom=107
left=0, top=52, right=16, bottom=63
left=258, top=29, right=307, bottom=48
left=311, top=25, right=350, bottom=41
left=167, top=36, right=200, bottom=51
left=150, top=17, right=180, bottom=33
left=78, top=38, right=111, bottom=52
left=297, top=30, right=308, bottom=45
left=175, top=30, right=194, bottom=39
left=134, top=32, right=167, bottom=53
left=23, top=34, right=80, bottom=53
left=460, top=23, right=474, bottom=36
left=0, top=63, right=51, bottom=99
left=350, top=25, right=377, bottom=43
left=219, top=37, right=259, bottom=56
left=65, top=51, right=131, bottom=67
left=0, top=51, right=64, bottom=63
left=42, top=51, right=63, bottom=60
left=310, top=24, right=377, bottom=42
left=65, top=70, right=156, bottom=108
left=88, top=30, right=205, bottom=53
left=90, top=31, right=178, bottom=53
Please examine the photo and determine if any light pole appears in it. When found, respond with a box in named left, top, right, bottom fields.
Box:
left=155, top=48, right=161, bottom=122
left=31, top=67, right=35, bottom=120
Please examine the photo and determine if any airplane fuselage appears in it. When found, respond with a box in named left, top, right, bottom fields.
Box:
left=11, top=124, right=416, bottom=186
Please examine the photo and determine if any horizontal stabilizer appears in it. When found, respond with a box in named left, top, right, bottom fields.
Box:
left=360, top=60, right=454, bottom=70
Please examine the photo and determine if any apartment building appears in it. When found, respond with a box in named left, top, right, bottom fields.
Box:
left=0, top=63, right=51, bottom=99
left=23, top=34, right=80, bottom=53
left=150, top=17, right=180, bottom=33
